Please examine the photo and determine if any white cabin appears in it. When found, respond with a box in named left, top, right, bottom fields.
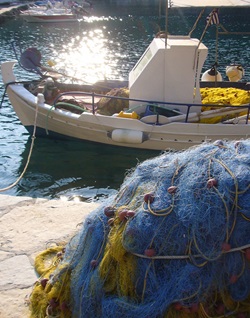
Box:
left=129, top=36, right=208, bottom=114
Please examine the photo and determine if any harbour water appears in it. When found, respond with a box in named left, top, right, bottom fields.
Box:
left=0, top=1, right=250, bottom=202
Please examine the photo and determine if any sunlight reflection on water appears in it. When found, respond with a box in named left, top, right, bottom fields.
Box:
left=54, top=27, right=115, bottom=83
left=38, top=14, right=156, bottom=84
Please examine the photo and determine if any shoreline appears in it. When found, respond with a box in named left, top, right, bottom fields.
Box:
left=0, top=194, right=99, bottom=318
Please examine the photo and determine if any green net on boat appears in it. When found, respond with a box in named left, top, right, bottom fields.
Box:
left=29, top=139, right=250, bottom=318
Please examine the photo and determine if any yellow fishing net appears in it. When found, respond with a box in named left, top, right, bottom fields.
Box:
left=200, top=87, right=250, bottom=123
left=29, top=245, right=72, bottom=318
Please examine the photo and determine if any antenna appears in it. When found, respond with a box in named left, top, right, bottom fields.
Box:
left=165, top=0, right=169, bottom=46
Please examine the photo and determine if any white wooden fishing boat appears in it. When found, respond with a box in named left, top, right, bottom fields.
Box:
left=1, top=0, right=250, bottom=151
left=20, top=13, right=80, bottom=23
left=20, top=2, right=90, bottom=23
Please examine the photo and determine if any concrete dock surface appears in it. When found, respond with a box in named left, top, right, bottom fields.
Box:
left=0, top=194, right=99, bottom=318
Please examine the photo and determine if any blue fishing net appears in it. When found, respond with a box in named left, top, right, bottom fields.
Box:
left=51, top=139, right=250, bottom=317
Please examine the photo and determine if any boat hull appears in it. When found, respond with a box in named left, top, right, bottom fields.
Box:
left=20, top=13, right=80, bottom=23
left=5, top=84, right=250, bottom=151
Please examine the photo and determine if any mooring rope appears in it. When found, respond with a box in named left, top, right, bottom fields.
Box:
left=0, top=90, right=39, bottom=192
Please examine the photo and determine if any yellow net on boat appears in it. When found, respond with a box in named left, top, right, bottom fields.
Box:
left=200, top=87, right=250, bottom=124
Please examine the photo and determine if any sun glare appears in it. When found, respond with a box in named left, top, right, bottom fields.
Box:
left=52, top=28, right=115, bottom=84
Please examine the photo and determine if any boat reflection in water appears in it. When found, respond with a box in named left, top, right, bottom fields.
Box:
left=16, top=137, right=158, bottom=201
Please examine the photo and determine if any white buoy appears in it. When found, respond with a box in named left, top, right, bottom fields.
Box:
left=226, top=64, right=244, bottom=82
left=201, top=67, right=223, bottom=82
left=111, top=129, right=145, bottom=144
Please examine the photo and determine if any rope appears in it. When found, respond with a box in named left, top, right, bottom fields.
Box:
left=0, top=89, right=39, bottom=192
left=188, top=8, right=205, bottom=37
left=0, top=85, right=8, bottom=108
left=1, top=81, right=42, bottom=108
left=131, top=243, right=250, bottom=260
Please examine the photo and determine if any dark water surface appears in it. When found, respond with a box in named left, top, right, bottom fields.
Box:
left=0, top=1, right=250, bottom=201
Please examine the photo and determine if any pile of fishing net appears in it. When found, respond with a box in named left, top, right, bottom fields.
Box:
left=29, top=139, right=250, bottom=318
left=200, top=87, right=250, bottom=106
left=200, top=87, right=250, bottom=124
left=96, top=87, right=129, bottom=115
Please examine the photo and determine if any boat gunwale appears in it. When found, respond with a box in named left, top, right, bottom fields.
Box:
left=5, top=80, right=250, bottom=127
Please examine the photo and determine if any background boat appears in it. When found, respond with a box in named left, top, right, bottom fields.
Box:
left=20, top=0, right=91, bottom=23
left=0, top=0, right=250, bottom=201
left=20, top=12, right=83, bottom=23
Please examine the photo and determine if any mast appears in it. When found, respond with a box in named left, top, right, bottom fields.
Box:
left=165, top=0, right=168, bottom=46
left=159, top=0, right=162, bottom=17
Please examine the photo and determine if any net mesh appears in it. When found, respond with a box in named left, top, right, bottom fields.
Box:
left=29, top=139, right=250, bottom=318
